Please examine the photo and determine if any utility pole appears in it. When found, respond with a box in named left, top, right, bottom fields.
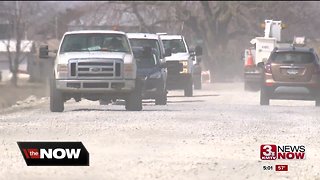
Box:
left=11, top=0, right=20, bottom=86
left=55, top=15, right=58, bottom=39
left=14, top=1, right=19, bottom=39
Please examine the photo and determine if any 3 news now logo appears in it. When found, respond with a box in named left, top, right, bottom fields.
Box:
left=17, top=142, right=89, bottom=166
left=260, top=144, right=305, bottom=160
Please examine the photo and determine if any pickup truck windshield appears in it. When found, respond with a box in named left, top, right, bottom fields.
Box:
left=60, top=33, right=131, bottom=53
left=162, top=39, right=187, bottom=53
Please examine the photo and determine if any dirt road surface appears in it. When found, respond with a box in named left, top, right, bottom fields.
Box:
left=0, top=83, right=319, bottom=180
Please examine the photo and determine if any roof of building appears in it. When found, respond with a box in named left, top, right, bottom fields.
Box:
left=0, top=40, right=34, bottom=52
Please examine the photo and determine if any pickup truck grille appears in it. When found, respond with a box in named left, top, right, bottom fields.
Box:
left=166, top=61, right=183, bottom=75
left=69, top=58, right=122, bottom=79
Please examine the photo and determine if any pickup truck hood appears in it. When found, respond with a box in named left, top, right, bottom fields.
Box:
left=165, top=53, right=190, bottom=61
left=56, top=52, right=131, bottom=64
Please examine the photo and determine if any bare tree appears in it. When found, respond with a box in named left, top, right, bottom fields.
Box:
left=0, top=1, right=59, bottom=86
left=34, top=1, right=320, bottom=81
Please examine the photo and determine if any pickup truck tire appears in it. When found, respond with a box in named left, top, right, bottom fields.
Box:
left=155, top=91, right=167, bottom=105
left=260, top=86, right=270, bottom=106
left=50, top=78, right=64, bottom=112
left=125, top=80, right=143, bottom=111
left=193, top=75, right=202, bottom=90
left=184, top=78, right=193, bottom=97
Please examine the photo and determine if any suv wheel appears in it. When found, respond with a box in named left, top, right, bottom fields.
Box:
left=125, top=80, right=143, bottom=111
left=155, top=90, right=167, bottom=105
left=50, top=78, right=64, bottom=112
left=184, top=78, right=193, bottom=97
left=260, top=86, right=270, bottom=106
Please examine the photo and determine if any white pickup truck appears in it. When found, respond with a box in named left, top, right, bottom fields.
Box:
left=47, top=30, right=142, bottom=112
left=159, top=34, right=202, bottom=96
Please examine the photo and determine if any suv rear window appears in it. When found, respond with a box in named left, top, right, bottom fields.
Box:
left=270, top=51, right=315, bottom=64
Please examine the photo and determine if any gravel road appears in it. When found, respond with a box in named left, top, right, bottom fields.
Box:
left=0, top=83, right=320, bottom=180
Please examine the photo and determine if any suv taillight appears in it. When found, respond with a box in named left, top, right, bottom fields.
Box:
left=265, top=62, right=272, bottom=74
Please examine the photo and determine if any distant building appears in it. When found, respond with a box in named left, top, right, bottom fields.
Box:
left=0, top=40, right=35, bottom=63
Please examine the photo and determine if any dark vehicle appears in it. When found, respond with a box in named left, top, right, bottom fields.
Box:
left=127, top=33, right=169, bottom=105
left=260, top=46, right=320, bottom=106
left=132, top=46, right=167, bottom=105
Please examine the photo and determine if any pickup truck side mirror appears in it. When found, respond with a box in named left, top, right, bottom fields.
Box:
left=195, top=45, right=202, bottom=56
left=39, top=45, right=49, bottom=58
left=164, top=48, right=172, bottom=57
left=189, top=48, right=196, bottom=56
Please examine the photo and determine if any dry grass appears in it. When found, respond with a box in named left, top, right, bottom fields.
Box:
left=0, top=79, right=48, bottom=109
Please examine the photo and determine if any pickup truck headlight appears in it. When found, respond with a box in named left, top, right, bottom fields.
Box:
left=149, top=71, right=162, bottom=79
left=181, top=60, right=188, bottom=67
left=124, top=63, right=136, bottom=79
left=180, top=60, right=188, bottom=73
left=56, top=64, right=68, bottom=78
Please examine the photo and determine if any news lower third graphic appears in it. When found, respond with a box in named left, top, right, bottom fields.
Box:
left=260, top=144, right=305, bottom=160
left=17, top=142, right=89, bottom=166
left=260, top=144, right=306, bottom=172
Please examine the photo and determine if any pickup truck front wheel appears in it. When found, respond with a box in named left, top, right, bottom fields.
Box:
left=184, top=77, right=193, bottom=97
left=50, top=79, right=64, bottom=112
left=125, top=80, right=143, bottom=111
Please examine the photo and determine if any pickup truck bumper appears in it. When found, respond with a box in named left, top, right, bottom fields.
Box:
left=55, top=79, right=135, bottom=93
